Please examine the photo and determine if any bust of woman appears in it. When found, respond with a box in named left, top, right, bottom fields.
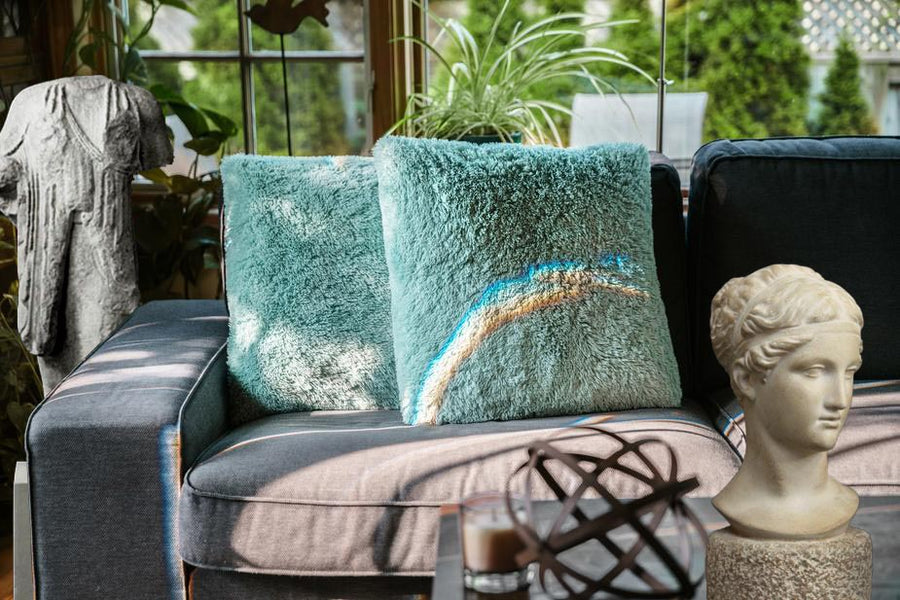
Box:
left=709, top=264, right=863, bottom=540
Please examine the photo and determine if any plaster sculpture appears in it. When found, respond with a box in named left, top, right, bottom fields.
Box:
left=0, top=76, right=173, bottom=392
left=705, top=264, right=872, bottom=599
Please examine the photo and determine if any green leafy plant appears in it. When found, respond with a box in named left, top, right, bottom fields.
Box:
left=65, top=0, right=194, bottom=84
left=0, top=219, right=40, bottom=504
left=134, top=85, right=235, bottom=300
left=391, top=0, right=652, bottom=144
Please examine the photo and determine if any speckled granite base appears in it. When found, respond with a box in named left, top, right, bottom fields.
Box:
left=706, top=527, right=872, bottom=600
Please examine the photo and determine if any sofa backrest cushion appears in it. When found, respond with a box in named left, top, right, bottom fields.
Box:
left=649, top=153, right=691, bottom=396
left=222, top=155, right=398, bottom=424
left=687, top=136, right=900, bottom=397
left=374, top=136, right=682, bottom=425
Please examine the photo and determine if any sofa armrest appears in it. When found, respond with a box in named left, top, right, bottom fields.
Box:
left=25, top=300, right=228, bottom=600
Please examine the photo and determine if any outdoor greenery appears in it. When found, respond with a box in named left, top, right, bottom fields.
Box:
left=433, top=0, right=587, bottom=141
left=603, top=0, right=659, bottom=92
left=0, top=219, right=39, bottom=512
left=664, top=0, right=811, bottom=139
left=181, top=0, right=357, bottom=156
left=137, top=0, right=882, bottom=150
left=393, top=0, right=652, bottom=144
left=430, top=0, right=876, bottom=144
left=811, top=36, right=878, bottom=135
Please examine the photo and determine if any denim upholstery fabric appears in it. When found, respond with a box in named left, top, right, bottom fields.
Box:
left=687, top=136, right=900, bottom=397
left=178, top=401, right=738, bottom=576
left=26, top=300, right=228, bottom=600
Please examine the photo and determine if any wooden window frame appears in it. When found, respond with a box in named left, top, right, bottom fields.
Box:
left=40, top=0, right=424, bottom=154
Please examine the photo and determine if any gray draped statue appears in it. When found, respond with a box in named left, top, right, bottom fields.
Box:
left=0, top=75, right=173, bottom=392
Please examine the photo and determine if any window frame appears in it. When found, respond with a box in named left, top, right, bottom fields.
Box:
left=120, top=0, right=419, bottom=154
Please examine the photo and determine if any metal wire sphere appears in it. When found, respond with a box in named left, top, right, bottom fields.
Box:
left=504, top=425, right=707, bottom=599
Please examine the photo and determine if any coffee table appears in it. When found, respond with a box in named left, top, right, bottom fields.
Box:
left=431, top=496, right=900, bottom=599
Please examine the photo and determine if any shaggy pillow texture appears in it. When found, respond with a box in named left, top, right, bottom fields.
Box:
left=222, top=155, right=397, bottom=424
left=373, top=137, right=681, bottom=425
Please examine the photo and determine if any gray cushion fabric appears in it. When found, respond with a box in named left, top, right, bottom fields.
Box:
left=707, top=380, right=900, bottom=494
left=26, top=300, right=228, bottom=600
left=178, top=401, right=739, bottom=576
left=189, top=570, right=431, bottom=600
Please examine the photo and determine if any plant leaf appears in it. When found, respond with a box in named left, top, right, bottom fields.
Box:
left=170, top=104, right=210, bottom=138
left=201, top=108, right=238, bottom=137
left=149, top=83, right=184, bottom=104
left=184, top=133, right=228, bottom=156
left=6, top=402, right=30, bottom=435
left=78, top=42, right=99, bottom=70
left=140, top=168, right=172, bottom=186
left=122, top=45, right=148, bottom=85
left=158, top=0, right=195, bottom=13
left=168, top=175, right=201, bottom=195
left=133, top=209, right=172, bottom=252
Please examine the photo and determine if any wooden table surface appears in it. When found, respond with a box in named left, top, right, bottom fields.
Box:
left=431, top=496, right=900, bottom=600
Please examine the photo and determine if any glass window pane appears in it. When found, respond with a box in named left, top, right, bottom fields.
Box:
left=252, top=61, right=367, bottom=155
left=249, top=0, right=365, bottom=52
left=570, top=0, right=661, bottom=150
left=145, top=60, right=245, bottom=175
left=422, top=0, right=660, bottom=146
left=129, top=0, right=238, bottom=51
left=664, top=0, right=889, bottom=181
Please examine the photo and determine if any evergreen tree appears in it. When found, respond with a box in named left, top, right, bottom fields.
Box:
left=812, top=36, right=877, bottom=135
left=603, top=0, right=659, bottom=92
left=665, top=0, right=810, bottom=140
left=662, top=2, right=704, bottom=92
left=696, top=0, right=809, bottom=139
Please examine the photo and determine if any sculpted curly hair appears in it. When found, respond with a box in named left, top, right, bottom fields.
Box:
left=709, top=265, right=863, bottom=393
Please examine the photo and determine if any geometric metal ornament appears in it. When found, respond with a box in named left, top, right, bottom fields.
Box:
left=505, top=426, right=707, bottom=599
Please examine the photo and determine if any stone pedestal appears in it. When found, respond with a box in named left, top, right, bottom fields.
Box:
left=706, top=527, right=872, bottom=600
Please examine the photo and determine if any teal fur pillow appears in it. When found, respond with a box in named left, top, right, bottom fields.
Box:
left=222, top=155, right=397, bottom=424
left=373, top=137, right=681, bottom=425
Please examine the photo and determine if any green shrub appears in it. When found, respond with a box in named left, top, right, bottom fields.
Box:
left=811, top=36, right=878, bottom=135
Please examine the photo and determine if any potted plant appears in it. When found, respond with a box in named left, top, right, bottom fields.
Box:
left=391, top=0, right=654, bottom=145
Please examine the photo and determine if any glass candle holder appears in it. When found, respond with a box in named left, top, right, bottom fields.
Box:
left=460, top=492, right=532, bottom=594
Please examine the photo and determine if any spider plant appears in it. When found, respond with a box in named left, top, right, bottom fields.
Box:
left=391, top=0, right=655, bottom=145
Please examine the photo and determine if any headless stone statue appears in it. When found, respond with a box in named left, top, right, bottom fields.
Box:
left=0, top=76, right=173, bottom=392
left=705, top=264, right=872, bottom=599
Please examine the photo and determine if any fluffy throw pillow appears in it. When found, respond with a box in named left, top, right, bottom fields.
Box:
left=222, top=155, right=397, bottom=424
left=373, top=137, right=681, bottom=425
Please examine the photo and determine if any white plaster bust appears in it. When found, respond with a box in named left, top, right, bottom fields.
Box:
left=709, top=264, right=862, bottom=540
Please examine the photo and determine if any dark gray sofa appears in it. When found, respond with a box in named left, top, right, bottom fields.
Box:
left=24, top=137, right=900, bottom=599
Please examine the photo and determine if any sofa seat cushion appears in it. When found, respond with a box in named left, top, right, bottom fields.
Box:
left=178, top=401, right=738, bottom=576
left=709, top=380, right=900, bottom=494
